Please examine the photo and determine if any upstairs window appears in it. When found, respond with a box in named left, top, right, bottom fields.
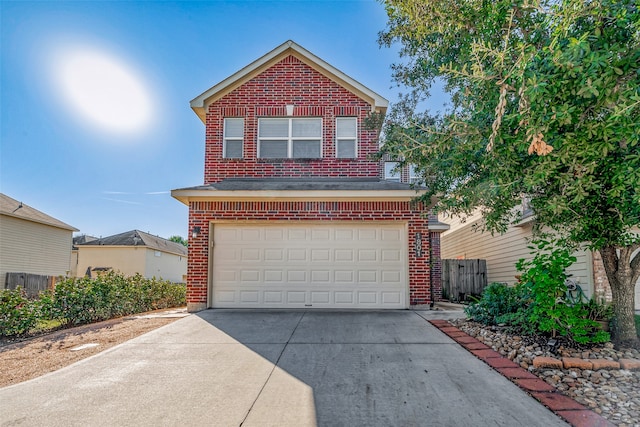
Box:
left=223, top=118, right=244, bottom=158
left=258, top=118, right=322, bottom=159
left=409, top=165, right=420, bottom=184
left=336, top=117, right=357, bottom=158
left=384, top=161, right=401, bottom=182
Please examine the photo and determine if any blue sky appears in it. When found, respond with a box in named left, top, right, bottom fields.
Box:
left=1, top=0, right=445, bottom=240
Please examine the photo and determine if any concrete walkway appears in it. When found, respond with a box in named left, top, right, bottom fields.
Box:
left=0, top=310, right=568, bottom=426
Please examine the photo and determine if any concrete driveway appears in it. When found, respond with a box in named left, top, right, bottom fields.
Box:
left=0, top=310, right=567, bottom=426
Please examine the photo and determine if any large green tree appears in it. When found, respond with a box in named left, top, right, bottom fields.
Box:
left=379, top=0, right=640, bottom=343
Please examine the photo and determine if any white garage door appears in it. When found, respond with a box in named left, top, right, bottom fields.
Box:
left=211, top=223, right=407, bottom=309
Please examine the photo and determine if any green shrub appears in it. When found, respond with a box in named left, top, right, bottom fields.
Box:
left=516, top=240, right=610, bottom=345
left=0, top=288, right=40, bottom=337
left=53, top=272, right=186, bottom=326
left=464, top=282, right=528, bottom=326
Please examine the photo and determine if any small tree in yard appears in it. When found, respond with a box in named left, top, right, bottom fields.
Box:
left=379, top=0, right=639, bottom=344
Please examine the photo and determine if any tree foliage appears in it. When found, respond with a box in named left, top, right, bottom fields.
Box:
left=379, top=0, right=640, bottom=342
left=169, top=235, right=188, bottom=247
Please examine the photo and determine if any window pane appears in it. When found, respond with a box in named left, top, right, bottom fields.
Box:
left=292, top=140, right=321, bottom=158
left=336, top=118, right=356, bottom=138
left=336, top=140, right=356, bottom=158
left=259, top=119, right=289, bottom=137
left=224, top=118, right=244, bottom=138
left=384, top=162, right=401, bottom=181
left=225, top=140, right=243, bottom=158
left=292, top=118, right=321, bottom=137
left=260, top=140, right=288, bottom=158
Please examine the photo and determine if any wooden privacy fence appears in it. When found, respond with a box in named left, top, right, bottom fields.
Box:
left=442, top=259, right=488, bottom=302
left=5, top=272, right=56, bottom=298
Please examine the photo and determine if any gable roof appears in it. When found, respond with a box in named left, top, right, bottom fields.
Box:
left=78, top=229, right=187, bottom=256
left=190, top=40, right=389, bottom=123
left=0, top=193, right=78, bottom=231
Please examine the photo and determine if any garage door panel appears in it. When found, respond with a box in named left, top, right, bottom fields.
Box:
left=241, top=248, right=261, bottom=261
left=240, top=291, right=259, bottom=303
left=382, top=250, right=401, bottom=262
left=264, top=249, right=284, bottom=261
left=358, top=292, right=377, bottom=304
left=287, top=249, right=307, bottom=261
left=240, top=270, right=260, bottom=282
left=335, top=249, right=353, bottom=262
left=358, top=270, right=377, bottom=283
left=287, top=291, right=306, bottom=303
left=264, top=270, right=283, bottom=282
left=335, top=229, right=354, bottom=240
left=264, top=291, right=283, bottom=303
left=334, top=270, right=354, bottom=283
left=334, top=292, right=354, bottom=304
left=311, top=229, right=330, bottom=240
left=311, top=270, right=330, bottom=282
left=358, top=250, right=377, bottom=262
left=311, top=249, right=330, bottom=261
left=382, top=292, right=402, bottom=304
left=310, top=292, right=330, bottom=304
left=212, top=223, right=406, bottom=309
left=287, top=270, right=307, bottom=282
left=358, top=228, right=377, bottom=240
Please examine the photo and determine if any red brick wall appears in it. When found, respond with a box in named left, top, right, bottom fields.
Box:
left=187, top=200, right=436, bottom=307
left=592, top=250, right=613, bottom=303
left=203, top=55, right=381, bottom=183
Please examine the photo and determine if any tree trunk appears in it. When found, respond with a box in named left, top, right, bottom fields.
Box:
left=599, top=245, right=639, bottom=344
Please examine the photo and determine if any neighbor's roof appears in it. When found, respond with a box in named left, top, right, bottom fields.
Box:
left=172, top=178, right=434, bottom=206
left=0, top=193, right=78, bottom=232
left=190, top=40, right=389, bottom=123
left=78, top=230, right=187, bottom=256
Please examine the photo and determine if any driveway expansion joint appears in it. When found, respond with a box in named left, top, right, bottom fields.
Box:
left=429, top=320, right=616, bottom=427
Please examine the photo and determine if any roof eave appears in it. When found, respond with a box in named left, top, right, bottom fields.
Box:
left=190, top=40, right=389, bottom=124
left=171, top=188, right=433, bottom=208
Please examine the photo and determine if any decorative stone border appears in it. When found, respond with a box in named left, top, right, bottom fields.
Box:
left=533, top=356, right=640, bottom=371
left=429, top=319, right=616, bottom=427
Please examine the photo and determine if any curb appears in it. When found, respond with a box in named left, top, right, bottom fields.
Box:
left=428, top=319, right=615, bottom=427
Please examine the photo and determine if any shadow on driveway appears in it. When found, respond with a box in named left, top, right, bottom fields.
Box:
left=0, top=310, right=568, bottom=427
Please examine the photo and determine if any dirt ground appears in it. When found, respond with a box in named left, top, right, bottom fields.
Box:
left=0, top=308, right=187, bottom=388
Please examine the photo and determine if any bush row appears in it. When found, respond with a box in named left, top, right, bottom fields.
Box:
left=465, top=240, right=610, bottom=345
left=0, top=272, right=186, bottom=337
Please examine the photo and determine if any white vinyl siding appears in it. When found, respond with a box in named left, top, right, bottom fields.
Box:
left=336, top=117, right=357, bottom=158
left=223, top=118, right=244, bottom=158
left=441, top=215, right=594, bottom=298
left=258, top=118, right=322, bottom=158
left=210, top=223, right=407, bottom=309
left=0, top=215, right=73, bottom=281
left=75, top=246, right=186, bottom=283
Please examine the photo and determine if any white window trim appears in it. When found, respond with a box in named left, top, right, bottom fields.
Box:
left=335, top=117, right=358, bottom=158
left=223, top=118, right=244, bottom=159
left=258, top=117, right=323, bottom=159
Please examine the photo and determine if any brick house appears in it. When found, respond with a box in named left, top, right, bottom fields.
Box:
left=172, top=41, right=447, bottom=312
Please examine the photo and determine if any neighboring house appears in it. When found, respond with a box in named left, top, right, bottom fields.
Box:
left=440, top=209, right=640, bottom=310
left=0, top=193, right=78, bottom=288
left=70, top=234, right=98, bottom=277
left=172, top=40, right=447, bottom=312
left=74, top=230, right=187, bottom=283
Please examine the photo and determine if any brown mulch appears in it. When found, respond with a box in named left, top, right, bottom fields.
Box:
left=0, top=310, right=184, bottom=388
